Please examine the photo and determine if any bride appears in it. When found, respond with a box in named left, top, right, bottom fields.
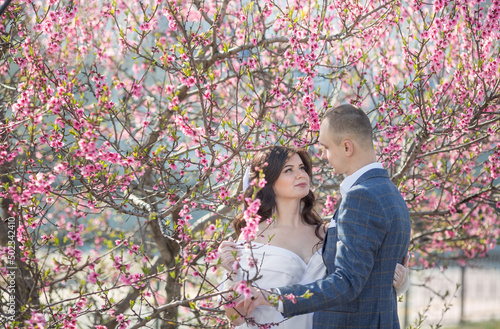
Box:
left=218, top=146, right=409, bottom=328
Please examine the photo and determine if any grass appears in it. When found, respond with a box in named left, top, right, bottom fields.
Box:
left=443, top=320, right=500, bottom=329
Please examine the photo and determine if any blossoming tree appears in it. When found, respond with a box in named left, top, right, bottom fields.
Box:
left=0, top=0, right=499, bottom=327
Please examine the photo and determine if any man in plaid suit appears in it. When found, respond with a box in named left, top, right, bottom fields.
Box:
left=243, top=104, right=411, bottom=328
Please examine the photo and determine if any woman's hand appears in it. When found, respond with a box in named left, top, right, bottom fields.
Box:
left=223, top=291, right=246, bottom=326
left=218, top=237, right=242, bottom=273
left=393, top=255, right=410, bottom=295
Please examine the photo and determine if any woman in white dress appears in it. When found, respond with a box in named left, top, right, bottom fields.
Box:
left=219, top=146, right=409, bottom=329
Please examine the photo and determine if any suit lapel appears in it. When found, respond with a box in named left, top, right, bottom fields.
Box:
left=322, top=209, right=339, bottom=267
left=319, top=170, right=389, bottom=274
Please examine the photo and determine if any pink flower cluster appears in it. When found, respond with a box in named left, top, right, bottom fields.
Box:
left=240, top=198, right=262, bottom=241
left=175, top=114, right=199, bottom=138
left=67, top=223, right=84, bottom=246
left=234, top=281, right=252, bottom=299
left=57, top=297, right=87, bottom=328
left=0, top=142, right=18, bottom=166
left=302, top=93, right=320, bottom=131
left=204, top=248, right=218, bottom=264
left=321, top=195, right=338, bottom=217
left=7, top=173, right=55, bottom=207
left=25, top=312, right=46, bottom=328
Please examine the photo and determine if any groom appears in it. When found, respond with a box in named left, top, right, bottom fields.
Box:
left=242, top=104, right=412, bottom=328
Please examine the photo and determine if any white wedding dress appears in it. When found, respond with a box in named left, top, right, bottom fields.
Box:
left=228, top=242, right=327, bottom=329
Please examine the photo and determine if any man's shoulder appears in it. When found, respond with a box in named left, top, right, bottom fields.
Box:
left=348, top=172, right=391, bottom=194
left=344, top=170, right=405, bottom=210
left=351, top=168, right=398, bottom=193
left=356, top=168, right=389, bottom=183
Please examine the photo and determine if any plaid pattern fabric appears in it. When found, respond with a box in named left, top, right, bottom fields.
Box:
left=278, top=169, right=411, bottom=328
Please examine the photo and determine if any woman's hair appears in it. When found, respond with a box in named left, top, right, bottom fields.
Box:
left=232, top=146, right=324, bottom=240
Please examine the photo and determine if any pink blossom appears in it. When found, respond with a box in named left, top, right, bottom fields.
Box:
left=285, top=293, right=296, bottom=303
left=88, top=271, right=100, bottom=284
left=235, top=281, right=252, bottom=299
left=140, top=22, right=151, bottom=32
left=205, top=224, right=216, bottom=236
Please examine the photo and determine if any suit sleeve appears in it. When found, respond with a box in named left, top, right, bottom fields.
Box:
left=278, top=187, right=389, bottom=317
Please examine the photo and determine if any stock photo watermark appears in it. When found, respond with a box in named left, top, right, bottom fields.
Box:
left=3, top=216, right=16, bottom=325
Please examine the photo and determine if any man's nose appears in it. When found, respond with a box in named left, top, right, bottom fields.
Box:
left=321, top=150, right=327, bottom=160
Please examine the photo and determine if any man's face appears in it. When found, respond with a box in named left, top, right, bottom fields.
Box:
left=318, top=121, right=346, bottom=174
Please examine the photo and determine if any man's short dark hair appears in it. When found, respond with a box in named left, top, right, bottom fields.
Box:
left=323, top=104, right=374, bottom=148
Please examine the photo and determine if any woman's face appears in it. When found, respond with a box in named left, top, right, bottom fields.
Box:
left=273, top=153, right=310, bottom=201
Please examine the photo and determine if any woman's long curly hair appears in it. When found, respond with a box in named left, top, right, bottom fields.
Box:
left=232, top=146, right=324, bottom=240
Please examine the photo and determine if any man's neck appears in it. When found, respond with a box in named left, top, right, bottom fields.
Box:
left=340, top=162, right=383, bottom=198
left=346, top=160, right=376, bottom=176
left=345, top=149, right=377, bottom=176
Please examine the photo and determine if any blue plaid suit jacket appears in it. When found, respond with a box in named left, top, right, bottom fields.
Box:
left=278, top=168, right=411, bottom=328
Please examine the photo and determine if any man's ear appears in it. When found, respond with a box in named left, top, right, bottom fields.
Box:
left=342, top=139, right=354, bottom=156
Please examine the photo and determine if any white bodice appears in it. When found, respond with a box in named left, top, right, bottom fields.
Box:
left=233, top=242, right=326, bottom=329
